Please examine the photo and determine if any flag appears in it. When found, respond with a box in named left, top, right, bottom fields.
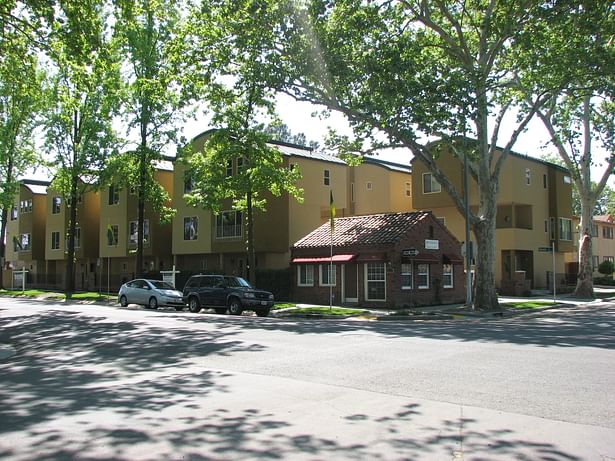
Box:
left=330, top=190, right=336, bottom=232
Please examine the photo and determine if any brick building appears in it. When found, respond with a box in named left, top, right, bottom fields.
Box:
left=291, top=211, right=465, bottom=308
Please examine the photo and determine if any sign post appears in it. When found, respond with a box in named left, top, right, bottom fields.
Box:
left=403, top=248, right=419, bottom=307
left=161, top=265, right=180, bottom=288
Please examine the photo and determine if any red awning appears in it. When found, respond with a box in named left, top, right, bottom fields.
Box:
left=292, top=254, right=356, bottom=264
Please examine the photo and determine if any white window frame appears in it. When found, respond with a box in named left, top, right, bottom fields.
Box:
left=216, top=210, right=242, bottom=239
left=107, top=224, right=119, bottom=246
left=52, top=196, right=61, bottom=214
left=129, top=219, right=150, bottom=245
left=323, top=169, right=330, bottom=186
left=108, top=185, right=119, bottom=205
left=422, top=173, right=441, bottom=194
left=19, top=233, right=31, bottom=251
left=51, top=231, right=60, bottom=250
left=443, top=264, right=453, bottom=288
left=226, top=160, right=233, bottom=177
left=401, top=263, right=412, bottom=290
left=405, top=181, right=411, bottom=197
left=559, top=218, right=572, bottom=241
left=184, top=216, right=198, bottom=241
left=319, top=264, right=336, bottom=286
left=297, top=265, right=314, bottom=287
left=365, top=262, right=386, bottom=301
left=366, top=181, right=372, bottom=191
left=418, top=263, right=430, bottom=289
left=525, top=168, right=531, bottom=185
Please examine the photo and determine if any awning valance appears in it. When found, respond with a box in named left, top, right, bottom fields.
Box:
left=292, top=254, right=356, bottom=264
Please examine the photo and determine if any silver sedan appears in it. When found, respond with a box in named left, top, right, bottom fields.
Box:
left=118, top=279, right=185, bottom=310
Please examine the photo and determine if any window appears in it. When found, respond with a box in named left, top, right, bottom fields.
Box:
left=52, top=196, right=61, bottom=214
left=592, top=225, right=598, bottom=237
left=73, top=227, right=81, bottom=248
left=10, top=206, right=17, bottom=220
left=559, top=218, right=572, bottom=241
left=525, top=168, right=531, bottom=185
left=592, top=256, right=599, bottom=269
left=216, top=211, right=242, bottom=238
left=564, top=175, right=571, bottom=184
left=323, top=169, right=330, bottom=186
left=184, top=176, right=193, bottom=194
left=226, top=160, right=233, bottom=177
left=405, top=181, right=411, bottom=197
left=366, top=262, right=385, bottom=301
left=366, top=181, right=372, bottom=191
left=19, top=233, right=31, bottom=251
left=237, top=157, right=244, bottom=172
left=436, top=217, right=446, bottom=226
left=51, top=231, right=60, bottom=250
left=543, top=174, right=547, bottom=189
left=422, top=173, right=441, bottom=193
left=298, top=265, right=314, bottom=286
left=20, top=199, right=32, bottom=213
left=544, top=220, right=549, bottom=233
left=401, top=263, right=412, bottom=290
left=319, top=264, right=336, bottom=286
left=129, top=220, right=150, bottom=245
left=351, top=182, right=355, bottom=203
left=184, top=216, right=198, bottom=240
left=108, top=185, right=119, bottom=205
left=604, top=256, right=614, bottom=262
left=603, top=227, right=614, bottom=239
left=418, top=264, right=430, bottom=289
left=107, top=224, right=119, bottom=246
left=443, top=264, right=453, bottom=288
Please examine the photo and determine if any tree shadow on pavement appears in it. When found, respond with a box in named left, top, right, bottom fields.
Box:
left=165, top=302, right=615, bottom=349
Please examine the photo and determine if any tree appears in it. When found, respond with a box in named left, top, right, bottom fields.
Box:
left=516, top=1, right=614, bottom=298
left=191, top=0, right=560, bottom=309
left=111, top=0, right=184, bottom=277
left=179, top=12, right=303, bottom=284
left=0, top=32, right=44, bottom=289
left=43, top=1, right=120, bottom=297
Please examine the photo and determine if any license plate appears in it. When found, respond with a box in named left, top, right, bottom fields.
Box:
left=261, top=301, right=267, bottom=305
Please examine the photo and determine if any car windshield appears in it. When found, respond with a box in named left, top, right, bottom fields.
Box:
left=224, top=276, right=252, bottom=288
left=150, top=280, right=175, bottom=290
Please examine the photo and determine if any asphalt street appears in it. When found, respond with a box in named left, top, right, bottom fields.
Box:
left=0, top=297, right=614, bottom=460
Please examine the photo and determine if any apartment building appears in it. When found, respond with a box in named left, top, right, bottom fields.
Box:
left=4, top=180, right=49, bottom=288
left=411, top=146, right=573, bottom=293
left=99, top=159, right=174, bottom=288
left=566, top=214, right=615, bottom=276
left=171, top=132, right=413, bottom=283
left=45, top=183, right=100, bottom=291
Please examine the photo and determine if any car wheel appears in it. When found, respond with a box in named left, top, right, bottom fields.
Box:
left=228, top=298, right=243, bottom=315
left=148, top=297, right=158, bottom=310
left=120, top=295, right=128, bottom=307
left=255, top=308, right=270, bottom=317
left=214, top=308, right=227, bottom=315
left=189, top=296, right=201, bottom=313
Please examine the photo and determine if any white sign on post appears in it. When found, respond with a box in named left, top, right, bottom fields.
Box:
left=160, top=265, right=180, bottom=288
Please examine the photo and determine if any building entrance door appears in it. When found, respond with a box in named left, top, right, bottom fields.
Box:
left=343, top=264, right=358, bottom=303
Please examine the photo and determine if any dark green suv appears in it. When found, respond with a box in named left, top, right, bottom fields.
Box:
left=182, top=274, right=274, bottom=316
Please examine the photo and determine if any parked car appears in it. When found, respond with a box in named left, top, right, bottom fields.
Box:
left=118, top=279, right=185, bottom=310
left=182, top=275, right=274, bottom=316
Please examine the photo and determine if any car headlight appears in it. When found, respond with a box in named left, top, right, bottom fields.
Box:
left=243, top=292, right=255, bottom=298
left=268, top=294, right=274, bottom=300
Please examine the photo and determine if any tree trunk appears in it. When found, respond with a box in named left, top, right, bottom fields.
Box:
left=65, top=173, right=79, bottom=298
left=0, top=207, right=7, bottom=290
left=573, top=196, right=595, bottom=299
left=473, top=215, right=500, bottom=310
left=246, top=190, right=256, bottom=286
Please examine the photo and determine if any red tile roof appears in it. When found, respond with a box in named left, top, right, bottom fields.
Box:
left=594, top=215, right=614, bottom=224
left=293, top=211, right=432, bottom=249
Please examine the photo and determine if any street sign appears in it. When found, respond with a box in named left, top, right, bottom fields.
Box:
left=402, top=248, right=419, bottom=257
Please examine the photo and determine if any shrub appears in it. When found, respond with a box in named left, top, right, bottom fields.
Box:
left=598, top=259, right=614, bottom=276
